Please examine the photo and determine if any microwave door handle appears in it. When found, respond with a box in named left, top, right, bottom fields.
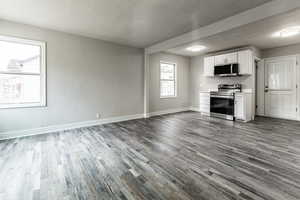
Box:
left=230, top=64, right=233, bottom=74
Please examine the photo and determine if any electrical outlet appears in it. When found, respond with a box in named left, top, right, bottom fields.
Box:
left=96, top=113, right=101, bottom=119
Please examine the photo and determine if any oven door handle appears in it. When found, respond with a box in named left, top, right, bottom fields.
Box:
left=211, top=95, right=234, bottom=99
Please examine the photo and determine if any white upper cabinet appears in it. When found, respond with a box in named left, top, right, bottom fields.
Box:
left=203, top=49, right=254, bottom=77
left=204, top=56, right=215, bottom=77
left=215, top=52, right=238, bottom=66
left=238, top=50, right=253, bottom=75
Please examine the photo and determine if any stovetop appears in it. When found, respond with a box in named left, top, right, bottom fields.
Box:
left=210, top=84, right=242, bottom=96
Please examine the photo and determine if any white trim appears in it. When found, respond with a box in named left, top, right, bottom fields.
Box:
left=0, top=71, right=40, bottom=75
left=189, top=107, right=212, bottom=117
left=0, top=113, right=144, bottom=140
left=148, top=107, right=190, bottom=117
left=189, top=107, right=201, bottom=112
left=144, top=53, right=150, bottom=118
left=0, top=35, right=47, bottom=109
left=0, top=35, right=45, bottom=46
left=0, top=102, right=45, bottom=109
left=297, top=55, right=300, bottom=121
left=146, top=0, right=300, bottom=54
left=264, top=55, right=298, bottom=62
left=159, top=96, right=177, bottom=99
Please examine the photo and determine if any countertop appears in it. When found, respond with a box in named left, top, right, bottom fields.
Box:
left=199, top=89, right=253, bottom=94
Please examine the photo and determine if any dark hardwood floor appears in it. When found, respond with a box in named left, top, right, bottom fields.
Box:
left=1, top=111, right=300, bottom=200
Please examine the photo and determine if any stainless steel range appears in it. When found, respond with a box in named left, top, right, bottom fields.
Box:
left=210, top=84, right=242, bottom=121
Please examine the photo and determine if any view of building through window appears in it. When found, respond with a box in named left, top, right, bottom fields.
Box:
left=0, top=38, right=45, bottom=108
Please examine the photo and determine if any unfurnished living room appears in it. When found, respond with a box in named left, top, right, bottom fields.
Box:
left=1, top=0, right=300, bottom=200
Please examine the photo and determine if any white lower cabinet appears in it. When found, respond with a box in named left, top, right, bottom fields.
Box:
left=234, top=95, right=244, bottom=120
left=198, top=92, right=252, bottom=121
left=234, top=93, right=252, bottom=122
left=199, top=92, right=210, bottom=115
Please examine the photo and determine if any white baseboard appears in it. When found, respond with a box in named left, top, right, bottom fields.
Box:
left=1, top=107, right=195, bottom=140
left=0, top=113, right=144, bottom=141
left=189, top=107, right=201, bottom=112
left=144, top=113, right=150, bottom=118
left=147, top=107, right=191, bottom=117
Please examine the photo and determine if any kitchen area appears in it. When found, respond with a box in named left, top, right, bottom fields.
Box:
left=143, top=4, right=300, bottom=124
left=195, top=47, right=259, bottom=122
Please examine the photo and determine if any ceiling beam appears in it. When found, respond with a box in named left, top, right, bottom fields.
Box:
left=145, top=0, right=300, bottom=54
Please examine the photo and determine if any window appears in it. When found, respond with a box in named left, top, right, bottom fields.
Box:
left=0, top=35, right=46, bottom=109
left=160, top=62, right=177, bottom=98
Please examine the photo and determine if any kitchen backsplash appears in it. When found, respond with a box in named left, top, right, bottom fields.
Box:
left=199, top=75, right=254, bottom=91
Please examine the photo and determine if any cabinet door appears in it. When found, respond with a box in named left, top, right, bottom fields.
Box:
left=215, top=53, right=237, bottom=66
left=199, top=93, right=210, bottom=113
left=225, top=52, right=238, bottom=64
left=235, top=95, right=244, bottom=120
left=199, top=104, right=210, bottom=113
left=204, top=57, right=215, bottom=77
left=238, top=50, right=253, bottom=75
left=215, top=54, right=226, bottom=66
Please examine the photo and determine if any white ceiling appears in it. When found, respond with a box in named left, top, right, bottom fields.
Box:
left=0, top=0, right=271, bottom=48
left=167, top=9, right=300, bottom=56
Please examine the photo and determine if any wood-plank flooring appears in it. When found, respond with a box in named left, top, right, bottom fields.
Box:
left=1, top=111, right=300, bottom=200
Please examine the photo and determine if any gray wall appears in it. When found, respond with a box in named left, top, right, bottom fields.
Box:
left=0, top=20, right=144, bottom=133
left=190, top=55, right=254, bottom=108
left=262, top=43, right=300, bottom=58
left=149, top=53, right=190, bottom=112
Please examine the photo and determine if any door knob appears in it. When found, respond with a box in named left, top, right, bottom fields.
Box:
left=265, top=86, right=269, bottom=93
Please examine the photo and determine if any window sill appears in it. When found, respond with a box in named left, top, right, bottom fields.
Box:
left=160, top=96, right=177, bottom=99
left=0, top=103, right=46, bottom=109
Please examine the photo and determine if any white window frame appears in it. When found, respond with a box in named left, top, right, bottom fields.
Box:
left=0, top=35, right=46, bottom=109
left=159, top=61, right=177, bottom=98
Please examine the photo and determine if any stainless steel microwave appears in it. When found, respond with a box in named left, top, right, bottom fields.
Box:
left=214, top=63, right=239, bottom=77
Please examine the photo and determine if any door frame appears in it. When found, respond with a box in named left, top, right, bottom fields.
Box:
left=253, top=56, right=261, bottom=119
left=255, top=58, right=265, bottom=117
left=263, top=55, right=299, bottom=121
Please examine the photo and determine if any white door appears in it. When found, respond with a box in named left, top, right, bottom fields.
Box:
left=265, top=56, right=297, bottom=120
